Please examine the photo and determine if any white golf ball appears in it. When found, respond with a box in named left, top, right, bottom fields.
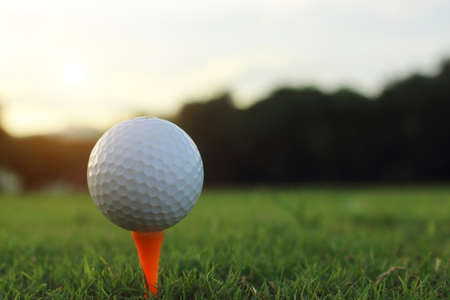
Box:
left=87, top=117, right=204, bottom=232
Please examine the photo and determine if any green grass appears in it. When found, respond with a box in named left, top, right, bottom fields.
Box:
left=0, top=187, right=449, bottom=299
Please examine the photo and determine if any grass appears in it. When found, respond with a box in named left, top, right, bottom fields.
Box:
left=0, top=187, right=449, bottom=299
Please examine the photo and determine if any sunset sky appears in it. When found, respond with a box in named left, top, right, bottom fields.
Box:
left=1, top=0, right=449, bottom=136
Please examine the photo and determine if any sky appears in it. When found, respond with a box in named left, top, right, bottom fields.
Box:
left=1, top=0, right=449, bottom=136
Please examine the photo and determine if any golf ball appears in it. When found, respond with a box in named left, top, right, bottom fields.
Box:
left=87, top=117, right=204, bottom=232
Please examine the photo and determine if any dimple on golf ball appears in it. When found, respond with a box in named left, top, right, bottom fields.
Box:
left=87, top=117, right=204, bottom=232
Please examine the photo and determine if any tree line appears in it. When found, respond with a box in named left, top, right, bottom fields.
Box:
left=0, top=58, right=449, bottom=190
left=175, top=58, right=450, bottom=184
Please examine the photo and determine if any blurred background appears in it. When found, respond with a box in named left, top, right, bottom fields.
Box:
left=1, top=1, right=450, bottom=192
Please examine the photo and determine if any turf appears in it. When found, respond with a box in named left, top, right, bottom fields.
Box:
left=0, top=187, right=448, bottom=299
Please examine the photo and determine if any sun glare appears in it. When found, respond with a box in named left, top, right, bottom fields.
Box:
left=62, top=63, right=85, bottom=85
